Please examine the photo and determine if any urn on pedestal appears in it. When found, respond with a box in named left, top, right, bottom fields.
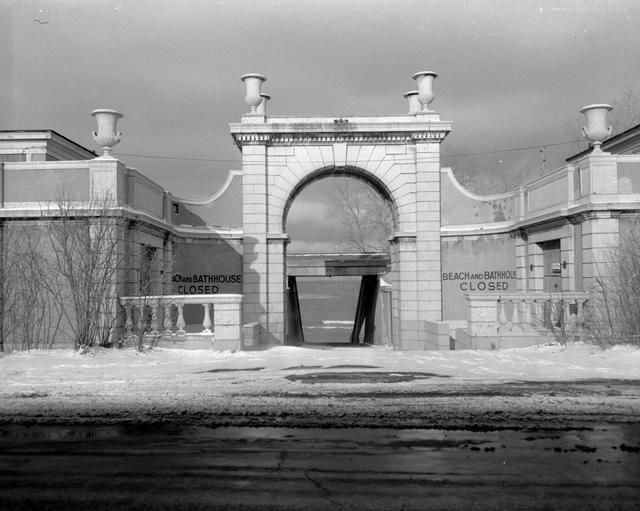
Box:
left=580, top=104, right=613, bottom=153
left=403, top=91, right=420, bottom=115
left=412, top=71, right=438, bottom=112
left=256, top=93, right=271, bottom=116
left=91, top=109, right=123, bottom=158
left=240, top=73, right=267, bottom=115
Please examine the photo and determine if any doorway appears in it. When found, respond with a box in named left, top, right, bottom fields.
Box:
left=286, top=254, right=390, bottom=346
left=541, top=239, right=562, bottom=293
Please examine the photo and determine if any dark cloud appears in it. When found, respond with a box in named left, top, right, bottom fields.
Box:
left=3, top=0, right=640, bottom=203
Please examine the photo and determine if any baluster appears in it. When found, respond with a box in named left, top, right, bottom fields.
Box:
left=540, top=299, right=550, bottom=329
left=150, top=300, right=160, bottom=336
left=512, top=299, right=521, bottom=326
left=554, top=298, right=563, bottom=326
left=576, top=299, right=585, bottom=334
left=524, top=299, right=533, bottom=325
left=530, top=300, right=539, bottom=326
left=136, top=302, right=145, bottom=340
left=163, top=303, right=173, bottom=335
left=124, top=303, right=134, bottom=340
left=176, top=303, right=186, bottom=336
left=202, top=303, right=212, bottom=334
left=498, top=299, right=508, bottom=325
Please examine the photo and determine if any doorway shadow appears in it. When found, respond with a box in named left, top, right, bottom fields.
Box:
left=299, top=342, right=374, bottom=350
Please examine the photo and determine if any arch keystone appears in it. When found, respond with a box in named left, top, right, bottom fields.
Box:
left=333, top=143, right=347, bottom=167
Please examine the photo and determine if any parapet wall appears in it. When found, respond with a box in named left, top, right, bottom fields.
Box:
left=441, top=167, right=517, bottom=225
left=442, top=154, right=640, bottom=234
left=170, top=171, right=243, bottom=229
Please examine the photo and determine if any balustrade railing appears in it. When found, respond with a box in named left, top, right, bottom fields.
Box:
left=466, top=292, right=590, bottom=339
left=119, top=294, right=242, bottom=346
left=496, top=293, right=589, bottom=331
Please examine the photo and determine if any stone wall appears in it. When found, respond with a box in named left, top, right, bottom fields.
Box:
left=441, top=234, right=517, bottom=320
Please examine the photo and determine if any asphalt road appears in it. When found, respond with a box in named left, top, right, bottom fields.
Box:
left=2, top=364, right=640, bottom=510
left=1, top=417, right=639, bottom=509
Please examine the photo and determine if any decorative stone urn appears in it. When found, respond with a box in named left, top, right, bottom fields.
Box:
left=403, top=90, right=420, bottom=115
left=412, top=71, right=438, bottom=112
left=240, top=73, right=267, bottom=114
left=580, top=104, right=613, bottom=152
left=256, top=93, right=271, bottom=116
left=91, top=109, right=123, bottom=158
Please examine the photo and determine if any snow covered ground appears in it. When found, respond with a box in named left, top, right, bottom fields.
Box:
left=3, top=343, right=639, bottom=510
left=1, top=342, right=639, bottom=429
left=2, top=341, right=639, bottom=383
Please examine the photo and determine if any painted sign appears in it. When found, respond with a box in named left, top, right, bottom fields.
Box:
left=442, top=270, right=517, bottom=292
left=441, top=235, right=517, bottom=320
left=172, top=239, right=243, bottom=295
left=172, top=273, right=242, bottom=295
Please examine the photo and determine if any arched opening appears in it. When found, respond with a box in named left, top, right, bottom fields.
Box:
left=284, top=171, right=395, bottom=346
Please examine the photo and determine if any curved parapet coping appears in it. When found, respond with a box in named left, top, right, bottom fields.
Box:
left=441, top=167, right=516, bottom=203
left=172, top=224, right=243, bottom=239
left=170, top=170, right=243, bottom=229
left=441, top=221, right=516, bottom=237
left=171, top=170, right=242, bottom=206
left=441, top=167, right=518, bottom=225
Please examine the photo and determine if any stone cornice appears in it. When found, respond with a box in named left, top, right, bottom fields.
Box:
left=230, top=117, right=452, bottom=148
left=441, top=201, right=640, bottom=237
left=232, top=131, right=449, bottom=146
left=389, top=232, right=418, bottom=244
left=233, top=134, right=273, bottom=145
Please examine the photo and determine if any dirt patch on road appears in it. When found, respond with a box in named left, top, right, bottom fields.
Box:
left=285, top=371, right=450, bottom=384
left=199, top=367, right=265, bottom=373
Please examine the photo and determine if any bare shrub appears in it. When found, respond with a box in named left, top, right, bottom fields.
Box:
left=42, top=196, right=125, bottom=352
left=2, top=223, right=64, bottom=350
left=119, top=240, right=169, bottom=351
left=586, top=222, right=640, bottom=348
left=1, top=193, right=169, bottom=353
left=121, top=298, right=166, bottom=352
left=545, top=296, right=583, bottom=346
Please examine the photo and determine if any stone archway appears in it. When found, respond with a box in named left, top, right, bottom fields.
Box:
left=230, top=111, right=451, bottom=349
left=283, top=170, right=395, bottom=346
left=282, top=165, right=397, bottom=235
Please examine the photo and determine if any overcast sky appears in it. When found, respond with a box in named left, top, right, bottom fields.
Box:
left=3, top=0, right=640, bottom=250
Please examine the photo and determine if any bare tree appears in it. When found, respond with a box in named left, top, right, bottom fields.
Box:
left=566, top=86, right=640, bottom=153
left=1, top=193, right=171, bottom=353
left=586, top=220, right=640, bottom=348
left=125, top=243, right=169, bottom=351
left=455, top=164, right=535, bottom=195
left=327, top=178, right=394, bottom=253
left=1, top=223, right=64, bottom=350
left=443, top=148, right=536, bottom=195
left=609, top=87, right=640, bottom=134
left=41, top=196, right=126, bottom=351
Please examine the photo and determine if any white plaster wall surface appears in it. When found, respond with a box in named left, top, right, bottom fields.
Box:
left=528, top=174, right=568, bottom=213
left=3, top=162, right=91, bottom=202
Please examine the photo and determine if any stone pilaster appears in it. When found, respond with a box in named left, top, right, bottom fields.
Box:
left=266, top=233, right=288, bottom=344
left=241, top=143, right=270, bottom=344
left=514, top=231, right=528, bottom=292
left=581, top=212, right=619, bottom=292
left=528, top=242, right=544, bottom=291
left=88, top=158, right=125, bottom=201
left=391, top=233, right=419, bottom=349
left=584, top=154, right=618, bottom=195
left=560, top=231, right=575, bottom=292
left=389, top=238, right=401, bottom=349
left=162, top=234, right=173, bottom=295
left=414, top=141, right=443, bottom=323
